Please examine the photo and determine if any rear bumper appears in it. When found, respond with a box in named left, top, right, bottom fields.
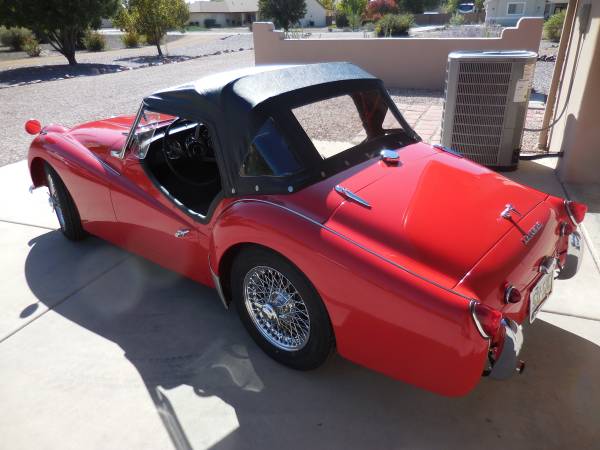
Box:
left=558, top=230, right=583, bottom=279
left=488, top=319, right=525, bottom=380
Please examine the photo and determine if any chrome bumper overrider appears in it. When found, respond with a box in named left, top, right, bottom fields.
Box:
left=558, top=231, right=582, bottom=280
left=489, top=320, right=525, bottom=380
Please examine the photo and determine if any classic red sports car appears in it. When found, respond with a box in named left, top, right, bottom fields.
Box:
left=26, top=63, right=587, bottom=396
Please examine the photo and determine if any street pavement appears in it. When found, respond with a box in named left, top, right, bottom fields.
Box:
left=0, top=156, right=599, bottom=450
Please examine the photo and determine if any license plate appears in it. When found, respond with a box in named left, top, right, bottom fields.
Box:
left=529, top=272, right=553, bottom=322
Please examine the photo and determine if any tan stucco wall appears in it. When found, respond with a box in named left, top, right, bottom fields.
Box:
left=553, top=0, right=600, bottom=184
left=253, top=18, right=543, bottom=90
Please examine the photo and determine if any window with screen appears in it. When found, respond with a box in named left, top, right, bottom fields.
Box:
left=507, top=3, right=525, bottom=14
left=240, top=118, right=302, bottom=177
left=291, top=90, right=404, bottom=160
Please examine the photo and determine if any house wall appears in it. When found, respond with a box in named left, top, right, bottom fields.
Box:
left=298, top=0, right=327, bottom=27
left=552, top=0, right=600, bottom=184
left=189, top=12, right=232, bottom=27
left=486, top=0, right=546, bottom=26
left=253, top=18, right=543, bottom=90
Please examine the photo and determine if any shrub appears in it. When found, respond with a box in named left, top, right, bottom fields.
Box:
left=335, top=11, right=349, bottom=28
left=144, top=33, right=162, bottom=46
left=0, top=27, right=34, bottom=51
left=23, top=36, right=42, bottom=57
left=375, top=13, right=414, bottom=37
left=121, top=31, right=141, bottom=48
left=544, top=11, right=565, bottom=42
left=449, top=12, right=465, bottom=26
left=83, top=30, right=106, bottom=51
left=366, top=0, right=398, bottom=21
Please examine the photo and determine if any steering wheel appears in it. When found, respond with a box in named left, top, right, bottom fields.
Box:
left=161, top=118, right=219, bottom=188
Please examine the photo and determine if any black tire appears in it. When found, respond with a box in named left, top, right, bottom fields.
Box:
left=44, top=163, right=86, bottom=241
left=231, top=247, right=334, bottom=370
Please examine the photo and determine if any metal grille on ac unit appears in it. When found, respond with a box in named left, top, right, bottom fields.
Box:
left=441, top=51, right=537, bottom=170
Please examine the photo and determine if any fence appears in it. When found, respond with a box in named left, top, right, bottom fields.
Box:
left=253, top=18, right=543, bottom=90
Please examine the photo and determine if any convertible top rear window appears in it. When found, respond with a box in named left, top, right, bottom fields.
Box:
left=292, top=90, right=405, bottom=160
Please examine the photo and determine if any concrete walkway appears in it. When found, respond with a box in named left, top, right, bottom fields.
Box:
left=0, top=158, right=599, bottom=450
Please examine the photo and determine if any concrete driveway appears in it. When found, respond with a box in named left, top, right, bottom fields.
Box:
left=1, top=158, right=599, bottom=450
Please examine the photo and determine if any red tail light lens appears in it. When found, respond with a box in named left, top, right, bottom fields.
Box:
left=504, top=285, right=522, bottom=304
left=565, top=200, right=588, bottom=224
left=470, top=301, right=503, bottom=340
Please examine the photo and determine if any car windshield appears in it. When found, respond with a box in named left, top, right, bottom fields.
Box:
left=291, top=89, right=406, bottom=160
left=129, top=109, right=176, bottom=158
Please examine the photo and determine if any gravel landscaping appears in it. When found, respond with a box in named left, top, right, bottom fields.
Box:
left=0, top=33, right=557, bottom=166
left=0, top=33, right=253, bottom=88
left=0, top=50, right=254, bottom=166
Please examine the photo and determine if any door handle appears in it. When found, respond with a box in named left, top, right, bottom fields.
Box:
left=174, top=229, right=190, bottom=238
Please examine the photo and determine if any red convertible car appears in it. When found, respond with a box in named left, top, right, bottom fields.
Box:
left=26, top=63, right=587, bottom=396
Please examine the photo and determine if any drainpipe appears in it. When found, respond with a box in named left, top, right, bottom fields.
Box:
left=538, top=0, right=578, bottom=150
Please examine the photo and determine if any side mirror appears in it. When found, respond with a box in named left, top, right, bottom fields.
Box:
left=25, top=119, right=42, bottom=135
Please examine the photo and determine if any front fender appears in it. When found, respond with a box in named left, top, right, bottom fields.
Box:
left=28, top=132, right=117, bottom=235
left=210, top=199, right=488, bottom=396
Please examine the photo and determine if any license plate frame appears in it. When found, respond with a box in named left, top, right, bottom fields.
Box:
left=529, top=272, right=554, bottom=323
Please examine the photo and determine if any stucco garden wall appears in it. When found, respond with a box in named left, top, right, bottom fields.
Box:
left=253, top=18, right=543, bottom=90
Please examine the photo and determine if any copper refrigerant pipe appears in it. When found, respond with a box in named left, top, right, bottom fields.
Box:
left=538, top=0, right=578, bottom=150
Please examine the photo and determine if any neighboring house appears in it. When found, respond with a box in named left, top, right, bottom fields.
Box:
left=544, top=0, right=568, bottom=18
left=188, top=0, right=328, bottom=28
left=188, top=0, right=257, bottom=27
left=484, top=0, right=546, bottom=26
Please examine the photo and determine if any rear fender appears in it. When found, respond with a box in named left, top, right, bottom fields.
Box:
left=210, top=199, right=488, bottom=396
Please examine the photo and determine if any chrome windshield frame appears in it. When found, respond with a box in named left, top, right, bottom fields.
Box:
left=112, top=104, right=145, bottom=160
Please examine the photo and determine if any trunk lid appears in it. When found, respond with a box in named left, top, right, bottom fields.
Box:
left=325, top=148, right=546, bottom=287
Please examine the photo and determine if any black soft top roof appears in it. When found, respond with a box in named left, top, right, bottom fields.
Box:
left=142, top=62, right=378, bottom=118
left=139, top=62, right=415, bottom=198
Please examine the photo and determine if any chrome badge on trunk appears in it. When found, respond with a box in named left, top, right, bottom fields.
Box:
left=522, top=221, right=543, bottom=245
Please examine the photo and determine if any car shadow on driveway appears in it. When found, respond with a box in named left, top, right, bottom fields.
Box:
left=24, top=231, right=600, bottom=450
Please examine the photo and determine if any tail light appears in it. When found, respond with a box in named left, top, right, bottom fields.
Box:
left=470, top=301, right=503, bottom=341
left=504, top=285, right=522, bottom=304
left=565, top=200, right=588, bottom=224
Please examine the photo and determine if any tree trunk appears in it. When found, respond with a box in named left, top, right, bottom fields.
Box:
left=65, top=50, right=78, bottom=66
left=156, top=42, right=163, bottom=57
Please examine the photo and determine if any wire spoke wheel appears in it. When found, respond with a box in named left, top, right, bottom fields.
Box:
left=243, top=265, right=311, bottom=351
left=47, top=172, right=65, bottom=230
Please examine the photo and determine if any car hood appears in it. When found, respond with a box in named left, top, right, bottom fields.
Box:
left=324, top=147, right=546, bottom=288
left=67, top=115, right=134, bottom=160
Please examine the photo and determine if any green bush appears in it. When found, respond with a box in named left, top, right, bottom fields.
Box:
left=0, top=27, right=34, bottom=51
left=335, top=11, right=349, bottom=28
left=83, top=30, right=106, bottom=51
left=144, top=33, right=162, bottom=46
left=449, top=12, right=465, bottom=26
left=23, top=36, right=42, bottom=57
left=544, top=11, right=565, bottom=42
left=375, top=14, right=414, bottom=37
left=121, top=31, right=141, bottom=48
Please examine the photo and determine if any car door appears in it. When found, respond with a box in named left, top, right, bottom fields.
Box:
left=108, top=155, right=212, bottom=285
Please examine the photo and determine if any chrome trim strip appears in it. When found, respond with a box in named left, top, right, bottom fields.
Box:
left=224, top=199, right=476, bottom=303
left=113, top=104, right=144, bottom=160
left=334, top=185, right=371, bottom=209
left=470, top=300, right=490, bottom=339
left=97, top=157, right=121, bottom=176
left=504, top=284, right=515, bottom=304
left=564, top=199, right=578, bottom=226
left=210, top=264, right=229, bottom=310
